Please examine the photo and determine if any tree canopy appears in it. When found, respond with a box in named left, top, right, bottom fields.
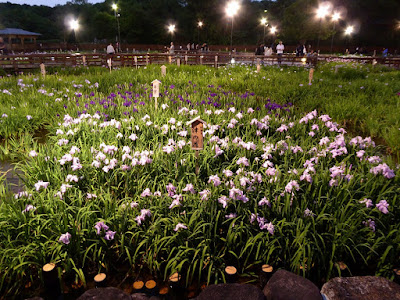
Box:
left=0, top=0, right=398, bottom=48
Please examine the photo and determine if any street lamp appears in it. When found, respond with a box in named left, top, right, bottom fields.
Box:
left=69, top=19, right=79, bottom=45
left=344, top=25, right=354, bottom=54
left=197, top=21, right=203, bottom=44
left=260, top=17, right=268, bottom=44
left=168, top=24, right=176, bottom=35
left=330, top=11, right=341, bottom=54
left=112, top=3, right=121, bottom=53
left=225, top=1, right=240, bottom=55
left=315, top=2, right=332, bottom=52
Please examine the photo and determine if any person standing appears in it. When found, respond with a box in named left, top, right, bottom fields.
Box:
left=276, top=40, right=284, bottom=66
left=169, top=42, right=175, bottom=54
left=107, top=43, right=115, bottom=58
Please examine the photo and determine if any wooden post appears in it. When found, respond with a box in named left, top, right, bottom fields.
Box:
left=146, top=54, right=149, bottom=65
left=215, top=55, right=218, bottom=68
left=185, top=55, right=188, bottom=64
left=134, top=55, right=138, bottom=69
left=260, top=264, right=274, bottom=288
left=161, top=65, right=166, bottom=77
left=82, top=55, right=86, bottom=66
left=256, top=58, right=261, bottom=73
left=187, top=117, right=205, bottom=176
left=168, top=55, right=172, bottom=64
left=94, top=273, right=107, bottom=287
left=40, top=63, right=46, bottom=77
left=177, top=57, right=181, bottom=67
left=225, top=266, right=237, bottom=283
left=169, top=273, right=185, bottom=299
left=133, top=280, right=144, bottom=293
left=309, top=68, right=314, bottom=85
left=393, top=268, right=400, bottom=285
left=145, top=280, right=158, bottom=296
left=42, top=263, right=61, bottom=298
left=200, top=56, right=203, bottom=65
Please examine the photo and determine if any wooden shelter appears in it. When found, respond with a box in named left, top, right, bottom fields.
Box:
left=0, top=28, right=41, bottom=52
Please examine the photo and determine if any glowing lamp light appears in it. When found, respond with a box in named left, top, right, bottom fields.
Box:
left=260, top=18, right=267, bottom=26
left=332, top=12, right=341, bottom=22
left=344, top=25, right=354, bottom=35
left=230, top=58, right=236, bottom=64
left=198, top=21, right=203, bottom=28
left=69, top=19, right=79, bottom=31
left=301, top=57, right=307, bottom=64
left=168, top=24, right=176, bottom=34
left=112, top=3, right=118, bottom=10
left=316, top=2, right=331, bottom=19
left=270, top=26, right=277, bottom=34
left=226, top=1, right=240, bottom=18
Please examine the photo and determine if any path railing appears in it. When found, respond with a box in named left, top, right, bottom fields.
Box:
left=0, top=52, right=398, bottom=71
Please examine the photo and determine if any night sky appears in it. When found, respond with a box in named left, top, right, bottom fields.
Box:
left=0, top=0, right=104, bottom=7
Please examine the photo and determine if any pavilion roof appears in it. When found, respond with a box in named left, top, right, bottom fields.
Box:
left=0, top=28, right=41, bottom=36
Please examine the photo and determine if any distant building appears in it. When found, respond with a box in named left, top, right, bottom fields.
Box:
left=0, top=28, right=41, bottom=52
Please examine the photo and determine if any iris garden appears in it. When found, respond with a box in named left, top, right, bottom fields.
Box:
left=0, top=63, right=399, bottom=296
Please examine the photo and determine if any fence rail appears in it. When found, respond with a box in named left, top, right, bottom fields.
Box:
left=0, top=52, right=399, bottom=71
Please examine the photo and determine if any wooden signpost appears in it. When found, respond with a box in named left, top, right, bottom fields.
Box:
left=152, top=79, right=161, bottom=109
left=309, top=68, right=314, bottom=85
left=186, top=116, right=205, bottom=175
left=40, top=63, right=46, bottom=77
left=161, top=65, right=166, bottom=77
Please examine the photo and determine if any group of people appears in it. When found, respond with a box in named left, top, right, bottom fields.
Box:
left=167, top=42, right=209, bottom=54
left=255, top=41, right=285, bottom=64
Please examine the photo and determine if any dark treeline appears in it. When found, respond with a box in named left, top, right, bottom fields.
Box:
left=0, top=0, right=399, bottom=48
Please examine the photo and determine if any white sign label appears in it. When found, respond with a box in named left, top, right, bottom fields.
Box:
left=152, top=79, right=161, bottom=98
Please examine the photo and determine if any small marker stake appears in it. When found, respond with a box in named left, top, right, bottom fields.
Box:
left=152, top=79, right=161, bottom=110
left=40, top=63, right=46, bottom=77
left=309, top=68, right=314, bottom=85
left=161, top=65, right=166, bottom=77
left=256, top=58, right=261, bottom=73
left=134, top=56, right=138, bottom=69
left=107, top=58, right=112, bottom=73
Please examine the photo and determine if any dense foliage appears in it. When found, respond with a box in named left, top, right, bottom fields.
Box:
left=0, top=0, right=399, bottom=48
left=0, top=64, right=399, bottom=298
